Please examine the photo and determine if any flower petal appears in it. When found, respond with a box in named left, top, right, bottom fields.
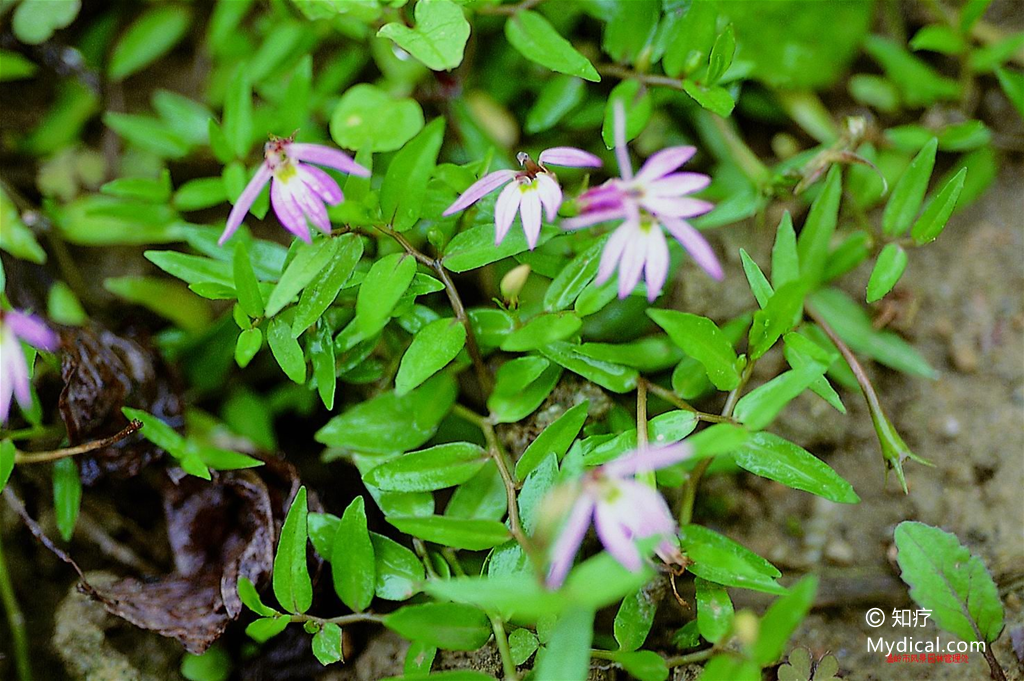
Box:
left=596, top=221, right=633, bottom=285
left=641, top=196, right=715, bottom=219
left=6, top=311, right=58, bottom=351
left=662, top=216, right=723, bottom=280
left=546, top=494, right=595, bottom=588
left=613, top=100, right=633, bottom=181
left=647, top=172, right=710, bottom=197
left=291, top=180, right=332, bottom=235
left=443, top=170, right=517, bottom=216
left=519, top=186, right=543, bottom=250
left=297, top=164, right=344, bottom=205
left=271, top=178, right=312, bottom=243
left=535, top=173, right=562, bottom=222
left=538, top=146, right=603, bottom=168
left=0, top=332, right=18, bottom=422
left=643, top=224, right=670, bottom=302
left=634, top=146, right=697, bottom=184
left=5, top=333, right=31, bottom=410
left=563, top=207, right=627, bottom=230
left=494, top=181, right=522, bottom=245
left=604, top=443, right=693, bottom=477
left=219, top=164, right=272, bottom=245
left=594, top=501, right=642, bottom=572
left=287, top=143, right=369, bottom=177
left=617, top=223, right=646, bottom=299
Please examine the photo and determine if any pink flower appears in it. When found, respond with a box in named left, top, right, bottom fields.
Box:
left=1, top=310, right=59, bottom=424
left=442, top=148, right=602, bottom=250
left=546, top=442, right=693, bottom=588
left=218, top=137, right=369, bottom=245
left=565, top=103, right=722, bottom=299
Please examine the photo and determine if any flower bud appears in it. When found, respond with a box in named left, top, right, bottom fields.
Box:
left=500, top=264, right=531, bottom=304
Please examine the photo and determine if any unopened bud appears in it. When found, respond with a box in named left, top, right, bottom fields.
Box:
left=733, top=610, right=759, bottom=648
left=500, top=264, right=531, bottom=304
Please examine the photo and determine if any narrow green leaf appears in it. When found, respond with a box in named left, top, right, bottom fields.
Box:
left=544, top=240, right=604, bottom=312
left=796, top=166, right=842, bottom=283
left=364, top=443, right=486, bottom=492
left=384, top=602, right=491, bottom=651
left=505, top=11, right=600, bottom=82
left=526, top=76, right=585, bottom=134
left=265, top=238, right=340, bottom=317
left=733, top=363, right=826, bottom=431
left=292, top=234, right=362, bottom=336
left=355, top=252, right=417, bottom=334
left=647, top=310, right=741, bottom=390
left=501, top=313, right=581, bottom=352
left=539, top=341, right=638, bottom=393
left=235, top=327, right=263, bottom=368
left=739, top=248, right=772, bottom=308
left=894, top=521, right=1004, bottom=643
left=614, top=587, right=657, bottom=652
left=751, top=575, right=818, bottom=665
left=882, top=137, right=938, bottom=237
left=53, top=458, right=81, bottom=542
left=104, top=276, right=211, bottom=332
left=109, top=6, right=191, bottom=80
left=223, top=67, right=253, bottom=159
left=732, top=432, right=859, bottom=503
left=310, top=324, right=336, bottom=409
left=332, top=496, right=375, bottom=612
left=705, top=24, right=736, bottom=85
left=387, top=515, right=510, bottom=550
left=771, top=211, right=799, bottom=288
left=911, top=167, right=966, bottom=245
left=273, top=487, right=312, bottom=614
left=995, top=67, right=1024, bottom=117
left=603, top=80, right=652, bottom=148
left=395, top=318, right=466, bottom=395
left=233, top=242, right=264, bottom=318
left=245, top=616, right=290, bottom=643
left=488, top=359, right=562, bottom=424
left=747, top=281, right=806, bottom=360
left=380, top=117, right=446, bottom=231
left=516, top=401, right=588, bottom=479
left=268, top=319, right=306, bottom=383
left=679, top=524, right=786, bottom=595
left=866, top=243, right=908, bottom=303
left=0, top=440, right=14, bottom=492
left=237, top=576, right=280, bottom=617
left=535, top=606, right=594, bottom=681
left=695, top=578, right=733, bottom=644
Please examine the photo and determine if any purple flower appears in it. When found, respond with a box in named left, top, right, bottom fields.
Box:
left=442, top=147, right=602, bottom=250
left=218, top=137, right=369, bottom=245
left=0, top=310, right=59, bottom=424
left=565, top=102, right=722, bottom=299
left=546, top=442, right=693, bottom=588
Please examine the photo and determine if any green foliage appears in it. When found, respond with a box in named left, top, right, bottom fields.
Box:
left=378, top=0, right=470, bottom=72
left=273, top=487, right=313, bottom=614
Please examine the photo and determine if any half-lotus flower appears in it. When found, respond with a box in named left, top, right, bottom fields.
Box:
left=443, top=147, right=602, bottom=250
left=565, top=103, right=722, bottom=300
left=1, top=310, right=59, bottom=424
left=546, top=442, right=692, bottom=588
left=218, top=137, right=369, bottom=245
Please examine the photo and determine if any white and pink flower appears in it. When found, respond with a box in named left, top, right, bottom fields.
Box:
left=545, top=442, right=693, bottom=588
left=443, top=147, right=602, bottom=250
left=566, top=103, right=722, bottom=300
left=218, top=137, right=369, bottom=245
left=1, top=310, right=59, bottom=424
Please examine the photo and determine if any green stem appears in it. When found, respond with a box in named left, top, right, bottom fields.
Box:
left=14, top=420, right=142, bottom=464
left=491, top=615, right=520, bottom=681
left=664, top=647, right=716, bottom=667
left=707, top=114, right=772, bottom=187
left=0, top=533, right=32, bottom=681
left=289, top=611, right=385, bottom=626
left=640, top=378, right=736, bottom=424
left=635, top=380, right=656, bottom=487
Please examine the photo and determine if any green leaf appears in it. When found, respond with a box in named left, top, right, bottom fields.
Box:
left=395, top=318, right=466, bottom=395
left=782, top=332, right=845, bottom=413
left=648, top=309, right=741, bottom=390
left=526, top=76, right=585, bottom=134
left=1, top=189, right=46, bottom=264
left=332, top=496, right=375, bottom=612
left=174, top=177, right=227, bottom=212
left=705, top=24, right=736, bottom=85
left=895, top=521, right=1003, bottom=643
left=103, top=113, right=190, bottom=159
left=733, top=364, right=826, bottom=431
left=100, top=171, right=172, bottom=203
left=109, top=6, right=191, bottom=80
left=601, top=650, right=668, bottom=681
left=695, top=578, right=733, bottom=644
left=751, top=575, right=818, bottom=665
left=378, top=0, right=470, bottom=71
left=603, top=80, right=652, bottom=148
left=268, top=319, right=306, bottom=383
left=535, top=606, right=594, bottom=681
left=0, top=50, right=37, bottom=81
left=146, top=251, right=233, bottom=287
left=539, top=341, right=638, bottom=393
left=122, top=407, right=212, bottom=480
left=446, top=461, right=507, bottom=521
left=331, top=84, right=424, bottom=153
left=505, top=10, right=600, bottom=82
left=516, top=401, right=589, bottom=479
left=235, top=327, right=263, bottom=368
left=866, top=244, right=908, bottom=303
left=317, top=374, right=457, bottom=454
left=662, top=1, right=716, bottom=78
left=371, top=532, right=426, bottom=601
left=233, top=242, right=264, bottom=319
left=910, top=24, right=967, bottom=55
left=544, top=240, right=604, bottom=312
left=739, top=249, right=772, bottom=308
left=245, top=616, right=290, bottom=643
left=911, top=167, right=966, bottom=245
left=747, top=281, right=806, bottom=360
left=732, top=432, right=859, bottom=503
left=265, top=238, right=340, bottom=317
left=355, top=252, right=418, bottom=334
left=508, top=628, right=538, bottom=665
left=996, top=67, right=1024, bottom=117
left=443, top=222, right=557, bottom=272
left=181, top=646, right=231, bottom=681
left=882, top=138, right=937, bottom=237
left=237, top=576, right=279, bottom=617
left=795, top=166, right=842, bottom=284
left=273, top=487, right=312, bottom=614
left=387, top=515, right=510, bottom=550
left=771, top=212, right=799, bottom=288
left=385, top=603, right=491, bottom=651
left=222, top=67, right=253, bottom=159
left=808, top=288, right=936, bottom=378
left=863, top=36, right=960, bottom=107
left=681, top=80, right=735, bottom=116
left=678, top=524, right=786, bottom=595
left=501, top=313, right=581, bottom=352
left=0, top=440, right=14, bottom=493
left=381, top=118, right=446, bottom=231
left=53, top=458, right=81, bottom=542
left=104, top=277, right=211, bottom=333
left=488, top=358, right=562, bottom=424
left=364, top=442, right=486, bottom=492
left=602, top=0, right=658, bottom=64
left=312, top=622, right=344, bottom=665
left=11, top=0, right=79, bottom=45
left=614, top=586, right=657, bottom=652
left=292, top=234, right=362, bottom=337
